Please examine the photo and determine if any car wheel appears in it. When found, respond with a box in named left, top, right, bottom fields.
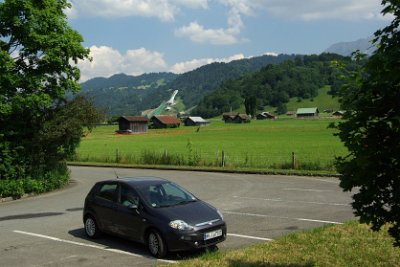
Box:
left=84, top=215, right=100, bottom=238
left=148, top=230, right=167, bottom=258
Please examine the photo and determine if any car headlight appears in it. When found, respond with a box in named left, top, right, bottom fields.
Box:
left=169, top=220, right=194, bottom=231
left=217, top=210, right=224, bottom=220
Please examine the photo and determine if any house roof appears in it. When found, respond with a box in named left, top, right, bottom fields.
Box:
left=187, top=116, right=208, bottom=123
left=258, top=112, right=275, bottom=117
left=236, top=114, right=250, bottom=120
left=333, top=110, right=345, bottom=115
left=296, top=108, right=319, bottom=114
left=222, top=113, right=250, bottom=120
left=119, top=116, right=149, bottom=122
left=152, top=115, right=180, bottom=125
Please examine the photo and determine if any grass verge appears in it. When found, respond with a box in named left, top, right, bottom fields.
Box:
left=166, top=221, right=400, bottom=267
left=67, top=161, right=339, bottom=177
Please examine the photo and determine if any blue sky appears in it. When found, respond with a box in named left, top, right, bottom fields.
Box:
left=66, top=0, right=390, bottom=81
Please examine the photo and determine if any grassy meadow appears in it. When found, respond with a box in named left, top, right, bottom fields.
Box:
left=165, top=221, right=400, bottom=267
left=74, top=116, right=346, bottom=173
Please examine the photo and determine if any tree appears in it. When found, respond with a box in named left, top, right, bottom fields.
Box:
left=276, top=103, right=287, bottom=115
left=334, top=0, right=400, bottom=246
left=0, top=0, right=92, bottom=181
left=244, top=95, right=257, bottom=117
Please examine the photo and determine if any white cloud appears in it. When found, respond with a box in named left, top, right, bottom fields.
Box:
left=77, top=46, right=247, bottom=80
left=175, top=22, right=242, bottom=45
left=77, top=46, right=167, bottom=81
left=219, top=0, right=255, bottom=16
left=68, top=0, right=208, bottom=21
left=240, top=0, right=384, bottom=21
left=170, top=53, right=245, bottom=73
left=68, top=0, right=383, bottom=22
left=172, top=0, right=208, bottom=9
left=175, top=0, right=255, bottom=45
left=264, top=52, right=278, bottom=57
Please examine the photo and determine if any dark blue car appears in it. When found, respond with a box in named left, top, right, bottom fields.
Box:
left=83, top=177, right=227, bottom=258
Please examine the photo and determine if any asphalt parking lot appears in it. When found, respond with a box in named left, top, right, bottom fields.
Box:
left=0, top=166, right=355, bottom=266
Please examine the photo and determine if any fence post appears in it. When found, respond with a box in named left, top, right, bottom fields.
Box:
left=291, top=152, right=296, bottom=169
left=221, top=150, right=225, bottom=167
left=116, top=149, right=120, bottom=163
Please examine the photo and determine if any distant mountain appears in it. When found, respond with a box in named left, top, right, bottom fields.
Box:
left=79, top=72, right=178, bottom=117
left=140, top=54, right=298, bottom=111
left=80, top=54, right=298, bottom=117
left=325, top=37, right=376, bottom=56
left=80, top=72, right=178, bottom=92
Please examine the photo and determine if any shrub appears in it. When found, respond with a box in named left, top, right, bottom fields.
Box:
left=0, top=163, right=69, bottom=199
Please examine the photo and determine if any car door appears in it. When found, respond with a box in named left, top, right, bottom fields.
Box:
left=111, top=184, right=144, bottom=240
left=93, top=182, right=119, bottom=232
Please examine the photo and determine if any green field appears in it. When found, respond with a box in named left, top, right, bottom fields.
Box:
left=74, top=117, right=346, bottom=172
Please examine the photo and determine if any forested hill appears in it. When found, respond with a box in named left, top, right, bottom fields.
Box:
left=78, top=54, right=297, bottom=117
left=192, top=53, right=359, bottom=118
left=157, top=54, right=297, bottom=108
left=79, top=72, right=178, bottom=116
left=80, top=72, right=178, bottom=92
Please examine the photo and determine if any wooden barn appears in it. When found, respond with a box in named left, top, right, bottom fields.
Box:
left=256, top=112, right=276, bottom=120
left=117, top=116, right=148, bottom=134
left=332, top=110, right=345, bottom=117
left=296, top=107, right=319, bottom=118
left=150, top=115, right=181, bottom=129
left=184, top=116, right=209, bottom=126
left=222, top=113, right=251, bottom=123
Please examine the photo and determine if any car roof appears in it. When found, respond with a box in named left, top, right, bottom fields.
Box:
left=98, top=176, right=169, bottom=187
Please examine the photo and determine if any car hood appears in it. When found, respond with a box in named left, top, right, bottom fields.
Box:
left=154, top=200, right=221, bottom=225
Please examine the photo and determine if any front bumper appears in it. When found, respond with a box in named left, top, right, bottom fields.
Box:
left=165, top=223, right=227, bottom=252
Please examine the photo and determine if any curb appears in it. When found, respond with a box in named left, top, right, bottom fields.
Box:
left=67, top=162, right=340, bottom=178
left=1, top=193, right=35, bottom=203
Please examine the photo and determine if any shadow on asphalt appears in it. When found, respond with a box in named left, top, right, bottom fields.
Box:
left=68, top=228, right=219, bottom=261
left=0, top=212, right=64, bottom=222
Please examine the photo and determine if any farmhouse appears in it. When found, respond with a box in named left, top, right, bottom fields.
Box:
left=333, top=110, right=345, bottom=117
left=296, top=107, right=319, bottom=118
left=117, top=116, right=148, bottom=134
left=256, top=112, right=276, bottom=120
left=222, top=113, right=251, bottom=123
left=184, top=116, right=209, bottom=126
left=150, top=115, right=181, bottom=129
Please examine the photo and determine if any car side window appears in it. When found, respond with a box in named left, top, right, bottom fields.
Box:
left=96, top=183, right=118, bottom=202
left=120, top=185, right=139, bottom=207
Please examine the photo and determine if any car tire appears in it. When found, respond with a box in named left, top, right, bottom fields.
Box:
left=147, top=230, right=167, bottom=258
left=84, top=215, right=101, bottom=239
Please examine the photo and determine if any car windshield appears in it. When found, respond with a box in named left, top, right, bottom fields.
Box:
left=137, top=181, right=197, bottom=208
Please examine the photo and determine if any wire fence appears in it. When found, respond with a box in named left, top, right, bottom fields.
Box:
left=72, top=149, right=339, bottom=172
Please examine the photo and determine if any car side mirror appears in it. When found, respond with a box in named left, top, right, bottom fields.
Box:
left=128, top=204, right=138, bottom=210
left=128, top=204, right=141, bottom=215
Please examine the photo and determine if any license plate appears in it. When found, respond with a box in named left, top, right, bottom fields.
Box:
left=204, top=229, right=223, bottom=240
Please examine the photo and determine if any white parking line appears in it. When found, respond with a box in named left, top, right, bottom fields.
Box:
left=283, top=188, right=334, bottom=193
left=13, top=230, right=176, bottom=264
left=228, top=233, right=273, bottom=241
left=223, top=211, right=343, bottom=225
left=233, top=195, right=350, bottom=207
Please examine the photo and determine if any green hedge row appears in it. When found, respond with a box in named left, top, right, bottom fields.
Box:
left=0, top=169, right=69, bottom=199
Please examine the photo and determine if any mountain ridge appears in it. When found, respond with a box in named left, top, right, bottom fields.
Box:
left=324, top=37, right=376, bottom=56
left=79, top=54, right=298, bottom=117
